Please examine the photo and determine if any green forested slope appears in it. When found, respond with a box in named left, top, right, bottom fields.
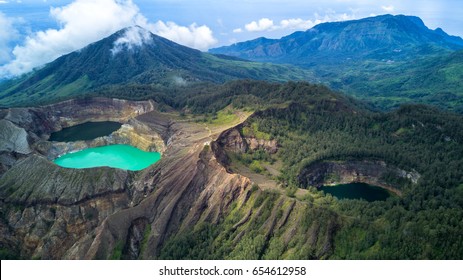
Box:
left=158, top=81, right=463, bottom=259
left=0, top=27, right=312, bottom=107
left=210, top=15, right=463, bottom=112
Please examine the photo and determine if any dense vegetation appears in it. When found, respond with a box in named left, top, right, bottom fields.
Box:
left=211, top=15, right=463, bottom=112
left=249, top=102, right=463, bottom=259
left=158, top=80, right=463, bottom=259
left=331, top=50, right=463, bottom=112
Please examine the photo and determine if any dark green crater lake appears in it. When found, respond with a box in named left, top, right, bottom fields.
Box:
left=49, top=121, right=122, bottom=142
left=320, top=182, right=392, bottom=202
left=53, top=144, right=161, bottom=171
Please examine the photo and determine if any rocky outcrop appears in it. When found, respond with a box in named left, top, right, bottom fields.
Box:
left=111, top=119, right=166, bottom=153
left=216, top=127, right=248, bottom=154
left=0, top=120, right=31, bottom=155
left=212, top=126, right=278, bottom=169
left=298, top=160, right=420, bottom=195
left=215, top=126, right=279, bottom=155
left=122, top=218, right=149, bottom=260
left=246, top=137, right=278, bottom=154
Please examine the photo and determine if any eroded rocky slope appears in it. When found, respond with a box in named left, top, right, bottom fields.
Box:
left=0, top=97, right=426, bottom=259
left=0, top=98, right=258, bottom=259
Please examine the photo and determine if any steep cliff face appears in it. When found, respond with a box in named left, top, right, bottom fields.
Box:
left=0, top=99, right=256, bottom=259
left=0, top=98, right=166, bottom=258
left=246, top=137, right=278, bottom=154
left=0, top=98, right=158, bottom=175
left=215, top=125, right=279, bottom=154
left=0, top=119, right=31, bottom=177
left=0, top=98, right=340, bottom=260
left=0, top=120, right=31, bottom=155
left=216, top=127, right=249, bottom=154
left=2, top=98, right=156, bottom=138
left=212, top=125, right=279, bottom=169
left=298, top=160, right=420, bottom=194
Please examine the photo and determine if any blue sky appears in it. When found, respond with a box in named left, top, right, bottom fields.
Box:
left=0, top=0, right=462, bottom=77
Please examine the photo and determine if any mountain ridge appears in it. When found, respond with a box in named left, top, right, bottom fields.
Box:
left=210, top=14, right=463, bottom=111
left=0, top=26, right=312, bottom=107
left=210, top=14, right=463, bottom=65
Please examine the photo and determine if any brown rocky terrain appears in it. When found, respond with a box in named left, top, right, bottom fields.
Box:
left=0, top=97, right=254, bottom=259
left=0, top=97, right=417, bottom=259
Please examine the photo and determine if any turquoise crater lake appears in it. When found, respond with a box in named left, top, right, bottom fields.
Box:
left=54, top=144, right=161, bottom=171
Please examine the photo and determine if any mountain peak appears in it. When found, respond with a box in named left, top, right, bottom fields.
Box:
left=0, top=26, right=314, bottom=107
left=110, top=26, right=154, bottom=55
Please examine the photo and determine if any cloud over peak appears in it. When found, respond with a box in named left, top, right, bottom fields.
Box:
left=0, top=0, right=145, bottom=77
left=111, top=26, right=153, bottom=55
left=0, top=0, right=218, bottom=78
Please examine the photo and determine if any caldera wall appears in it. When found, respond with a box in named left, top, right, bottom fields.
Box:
left=298, top=160, right=420, bottom=195
left=0, top=97, right=165, bottom=173
left=0, top=98, right=170, bottom=259
left=43, top=120, right=166, bottom=161
left=2, top=97, right=156, bottom=139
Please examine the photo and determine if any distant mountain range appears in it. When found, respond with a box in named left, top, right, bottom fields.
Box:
left=210, top=14, right=463, bottom=112
left=210, top=14, right=463, bottom=65
left=1, top=15, right=462, bottom=111
left=0, top=26, right=311, bottom=107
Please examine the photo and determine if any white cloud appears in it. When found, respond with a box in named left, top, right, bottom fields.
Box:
left=241, top=17, right=313, bottom=33
left=381, top=5, right=395, bottom=13
left=0, top=0, right=144, bottom=78
left=0, top=1, right=9, bottom=4
left=0, top=0, right=218, bottom=78
left=238, top=12, right=357, bottom=34
left=0, top=13, right=18, bottom=64
left=313, top=10, right=357, bottom=23
left=111, top=26, right=153, bottom=55
left=245, top=18, right=274, bottom=32
left=278, top=18, right=316, bottom=30
left=151, top=21, right=217, bottom=51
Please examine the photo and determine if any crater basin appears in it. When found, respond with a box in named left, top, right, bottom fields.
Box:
left=54, top=144, right=161, bottom=171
